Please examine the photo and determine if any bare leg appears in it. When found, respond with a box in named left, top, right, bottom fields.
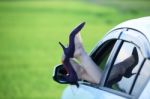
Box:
left=70, top=58, right=100, bottom=83
left=69, top=33, right=102, bottom=84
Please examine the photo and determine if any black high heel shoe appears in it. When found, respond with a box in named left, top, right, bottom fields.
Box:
left=106, top=47, right=139, bottom=88
left=59, top=22, right=85, bottom=87
left=124, top=47, right=139, bottom=78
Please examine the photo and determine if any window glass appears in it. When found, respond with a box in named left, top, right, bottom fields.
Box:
left=139, top=78, right=150, bottom=99
left=91, top=40, right=116, bottom=70
left=132, top=60, right=150, bottom=96
left=105, top=42, right=143, bottom=94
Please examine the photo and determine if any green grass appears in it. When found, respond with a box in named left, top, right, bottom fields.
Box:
left=0, top=0, right=149, bottom=99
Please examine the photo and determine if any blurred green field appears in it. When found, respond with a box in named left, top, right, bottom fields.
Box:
left=0, top=0, right=149, bottom=99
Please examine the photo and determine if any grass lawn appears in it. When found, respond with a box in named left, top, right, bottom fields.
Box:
left=0, top=0, right=149, bottom=99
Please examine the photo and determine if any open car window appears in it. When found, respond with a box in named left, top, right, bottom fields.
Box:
left=91, top=39, right=117, bottom=70
left=132, top=60, right=150, bottom=96
left=104, top=42, right=144, bottom=95
left=89, top=38, right=150, bottom=98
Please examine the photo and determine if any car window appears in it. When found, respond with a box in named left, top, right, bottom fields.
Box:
left=91, top=40, right=116, bottom=70
left=139, top=78, right=150, bottom=99
left=105, top=42, right=143, bottom=94
left=131, top=60, right=150, bottom=96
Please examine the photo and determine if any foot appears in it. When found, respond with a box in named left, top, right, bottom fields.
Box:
left=59, top=22, right=85, bottom=87
left=59, top=22, right=85, bottom=59
left=124, top=47, right=138, bottom=78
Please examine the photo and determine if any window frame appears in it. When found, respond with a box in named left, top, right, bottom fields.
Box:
left=101, top=40, right=123, bottom=86
left=94, top=40, right=145, bottom=99
left=90, top=39, right=117, bottom=69
left=82, top=28, right=150, bottom=98
left=99, top=40, right=133, bottom=98
left=99, top=40, right=147, bottom=99
left=101, top=40, right=145, bottom=97
left=119, top=28, right=150, bottom=98
left=85, top=39, right=132, bottom=98
left=100, top=28, right=150, bottom=98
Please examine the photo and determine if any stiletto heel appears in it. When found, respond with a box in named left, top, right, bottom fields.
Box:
left=59, top=22, right=85, bottom=87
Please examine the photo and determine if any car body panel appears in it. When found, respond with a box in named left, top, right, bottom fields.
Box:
left=62, top=85, right=127, bottom=99
left=110, top=16, right=150, bottom=39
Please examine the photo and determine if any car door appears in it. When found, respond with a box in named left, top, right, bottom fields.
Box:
left=62, top=39, right=129, bottom=99
left=100, top=40, right=144, bottom=98
left=62, top=28, right=150, bottom=99
left=77, top=40, right=145, bottom=99
left=133, top=60, right=150, bottom=99
left=61, top=29, right=131, bottom=99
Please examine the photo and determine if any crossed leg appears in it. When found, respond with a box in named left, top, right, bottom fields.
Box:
left=62, top=33, right=102, bottom=84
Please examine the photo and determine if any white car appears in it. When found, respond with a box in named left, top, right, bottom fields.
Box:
left=53, top=17, right=150, bottom=99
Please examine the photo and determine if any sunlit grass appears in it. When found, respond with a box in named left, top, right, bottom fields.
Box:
left=0, top=0, right=149, bottom=99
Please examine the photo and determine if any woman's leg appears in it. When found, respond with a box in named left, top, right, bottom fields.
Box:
left=70, top=34, right=102, bottom=84
left=70, top=58, right=101, bottom=84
